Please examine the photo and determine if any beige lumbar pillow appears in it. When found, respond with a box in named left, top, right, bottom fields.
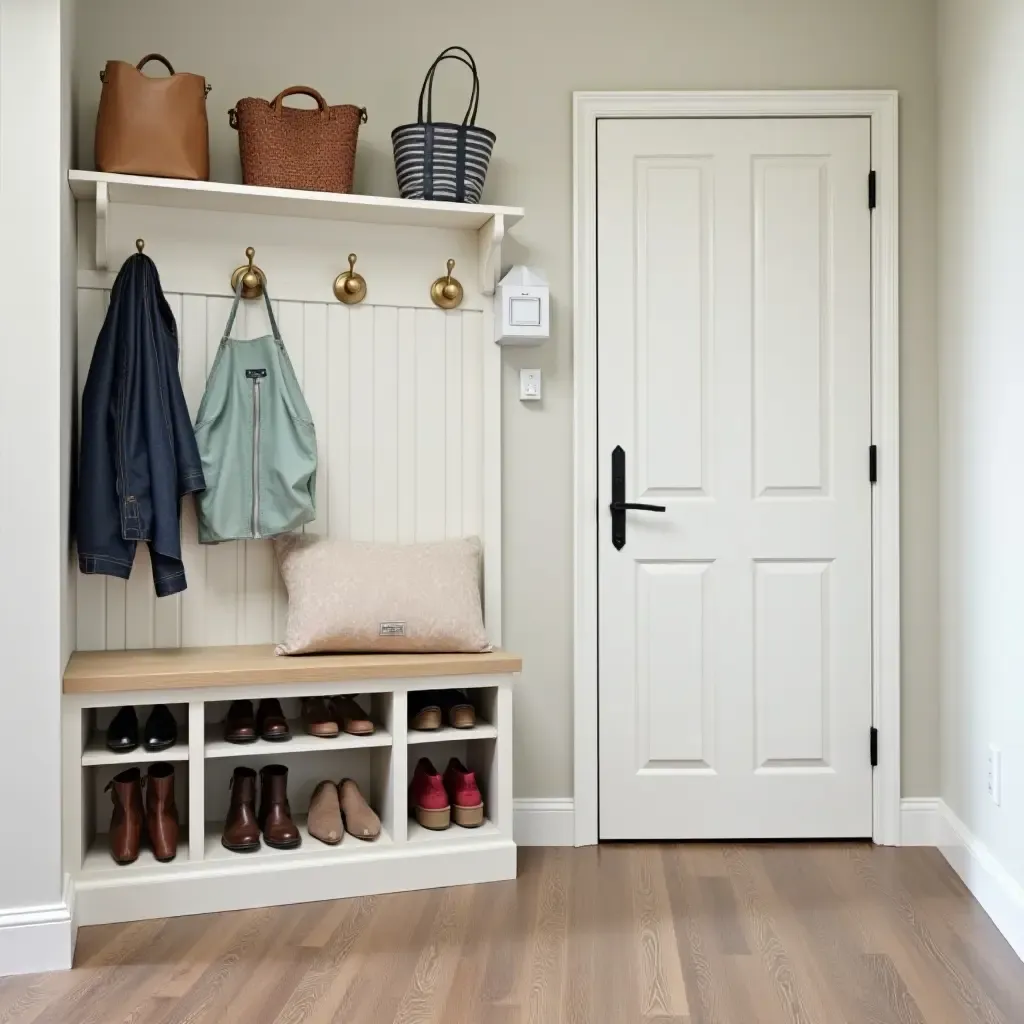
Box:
left=274, top=534, right=490, bottom=655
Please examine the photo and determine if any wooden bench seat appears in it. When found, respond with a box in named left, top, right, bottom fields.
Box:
left=63, top=644, right=523, bottom=694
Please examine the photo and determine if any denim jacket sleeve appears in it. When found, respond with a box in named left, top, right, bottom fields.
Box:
left=76, top=253, right=205, bottom=597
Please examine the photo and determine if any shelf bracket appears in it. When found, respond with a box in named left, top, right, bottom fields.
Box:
left=94, top=180, right=110, bottom=271
left=477, top=213, right=505, bottom=296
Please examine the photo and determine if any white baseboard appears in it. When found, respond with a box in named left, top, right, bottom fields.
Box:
left=0, top=875, right=75, bottom=977
left=935, top=801, right=1024, bottom=963
left=513, top=798, right=575, bottom=846
left=901, top=797, right=1024, bottom=963
left=900, top=797, right=943, bottom=846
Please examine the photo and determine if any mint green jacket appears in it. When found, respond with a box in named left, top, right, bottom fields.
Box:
left=194, top=286, right=317, bottom=543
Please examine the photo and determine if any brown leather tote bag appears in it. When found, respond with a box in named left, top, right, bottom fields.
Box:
left=95, top=54, right=211, bottom=180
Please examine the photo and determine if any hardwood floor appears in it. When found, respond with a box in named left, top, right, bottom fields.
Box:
left=2, top=844, right=1023, bottom=1023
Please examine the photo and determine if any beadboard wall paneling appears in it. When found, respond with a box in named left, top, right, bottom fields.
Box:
left=75, top=288, right=484, bottom=652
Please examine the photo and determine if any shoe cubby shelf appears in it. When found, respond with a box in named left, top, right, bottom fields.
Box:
left=82, top=732, right=190, bottom=766
left=203, top=722, right=393, bottom=758
left=408, top=722, right=498, bottom=745
left=62, top=645, right=520, bottom=927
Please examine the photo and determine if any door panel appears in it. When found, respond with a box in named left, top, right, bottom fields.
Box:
left=636, top=158, right=711, bottom=497
left=597, top=117, right=872, bottom=840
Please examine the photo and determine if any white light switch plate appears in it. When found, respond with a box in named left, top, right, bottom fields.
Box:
left=988, top=745, right=1002, bottom=806
left=520, top=369, right=542, bottom=401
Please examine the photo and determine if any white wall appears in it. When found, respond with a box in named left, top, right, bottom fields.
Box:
left=75, top=0, right=939, bottom=800
left=938, top=0, right=1024, bottom=889
left=0, top=0, right=75, bottom=975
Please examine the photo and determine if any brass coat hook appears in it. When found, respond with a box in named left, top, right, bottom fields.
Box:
left=333, top=252, right=367, bottom=304
left=135, top=238, right=146, bottom=254
left=430, top=258, right=463, bottom=310
left=230, top=246, right=265, bottom=299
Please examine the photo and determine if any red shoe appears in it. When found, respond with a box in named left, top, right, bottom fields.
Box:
left=444, top=758, right=484, bottom=828
left=410, top=757, right=450, bottom=830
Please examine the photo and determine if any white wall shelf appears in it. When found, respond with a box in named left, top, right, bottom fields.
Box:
left=68, top=170, right=523, bottom=293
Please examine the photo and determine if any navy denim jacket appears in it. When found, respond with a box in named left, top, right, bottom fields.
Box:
left=77, top=253, right=205, bottom=597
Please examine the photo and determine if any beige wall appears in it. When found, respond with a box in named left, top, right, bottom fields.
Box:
left=77, top=0, right=939, bottom=800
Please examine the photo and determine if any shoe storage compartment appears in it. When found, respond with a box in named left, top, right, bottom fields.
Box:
left=407, top=685, right=500, bottom=840
left=81, top=761, right=190, bottom=873
left=62, top=647, right=518, bottom=926
left=82, top=703, right=189, bottom=765
left=203, top=745, right=393, bottom=858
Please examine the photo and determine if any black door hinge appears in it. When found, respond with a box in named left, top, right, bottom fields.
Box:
left=870, top=727, right=879, bottom=768
left=869, top=445, right=878, bottom=484
left=868, top=171, right=877, bottom=210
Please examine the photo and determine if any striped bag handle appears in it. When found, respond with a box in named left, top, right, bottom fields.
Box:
left=416, top=46, right=481, bottom=126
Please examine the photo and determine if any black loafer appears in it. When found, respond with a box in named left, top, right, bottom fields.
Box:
left=144, top=704, right=178, bottom=752
left=106, top=706, right=139, bottom=753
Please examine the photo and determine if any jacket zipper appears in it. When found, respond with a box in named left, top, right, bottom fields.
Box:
left=251, top=378, right=262, bottom=539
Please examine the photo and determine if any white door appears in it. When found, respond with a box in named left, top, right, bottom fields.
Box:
left=597, top=117, right=873, bottom=840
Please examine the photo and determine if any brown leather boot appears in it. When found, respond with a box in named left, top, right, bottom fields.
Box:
left=258, top=764, right=301, bottom=849
left=106, top=767, right=143, bottom=864
left=145, top=762, right=179, bottom=862
left=222, top=767, right=261, bottom=853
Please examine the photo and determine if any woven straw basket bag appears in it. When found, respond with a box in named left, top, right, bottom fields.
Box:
left=230, top=86, right=366, bottom=194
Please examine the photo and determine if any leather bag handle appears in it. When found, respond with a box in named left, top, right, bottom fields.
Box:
left=136, top=53, right=175, bottom=76
left=270, top=86, right=328, bottom=116
left=417, top=46, right=481, bottom=126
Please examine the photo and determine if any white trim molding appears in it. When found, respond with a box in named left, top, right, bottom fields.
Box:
left=936, top=802, right=1024, bottom=963
left=900, top=798, right=944, bottom=846
left=573, top=90, right=901, bottom=847
left=0, top=876, right=75, bottom=977
left=513, top=799, right=576, bottom=847
left=900, top=798, right=1024, bottom=963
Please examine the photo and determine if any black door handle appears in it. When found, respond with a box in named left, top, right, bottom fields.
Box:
left=610, top=502, right=667, bottom=513
left=610, top=446, right=666, bottom=550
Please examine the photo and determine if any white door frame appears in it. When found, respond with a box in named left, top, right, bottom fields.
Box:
left=572, top=90, right=901, bottom=847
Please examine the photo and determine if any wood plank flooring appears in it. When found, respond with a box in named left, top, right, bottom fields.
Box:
left=2, top=844, right=1023, bottom=1023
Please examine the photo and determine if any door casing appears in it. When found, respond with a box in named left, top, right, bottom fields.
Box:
left=572, top=90, right=901, bottom=847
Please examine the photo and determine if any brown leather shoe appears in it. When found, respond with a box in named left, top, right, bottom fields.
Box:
left=145, top=762, right=179, bottom=862
left=222, top=767, right=261, bottom=853
left=302, top=697, right=339, bottom=738
left=106, top=767, right=144, bottom=864
left=332, top=696, right=375, bottom=736
left=256, top=698, right=291, bottom=742
left=223, top=699, right=257, bottom=744
left=408, top=691, right=442, bottom=731
left=259, top=764, right=301, bottom=849
left=444, top=690, right=477, bottom=729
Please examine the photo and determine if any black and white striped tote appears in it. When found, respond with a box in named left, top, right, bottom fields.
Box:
left=392, top=46, right=495, bottom=204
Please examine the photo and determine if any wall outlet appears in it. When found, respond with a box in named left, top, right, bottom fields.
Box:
left=988, top=745, right=1002, bottom=806
left=519, top=369, right=542, bottom=402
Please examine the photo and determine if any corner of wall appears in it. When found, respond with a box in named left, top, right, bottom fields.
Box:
left=0, top=876, right=75, bottom=977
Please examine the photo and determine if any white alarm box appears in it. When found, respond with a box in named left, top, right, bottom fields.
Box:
left=495, top=266, right=549, bottom=346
